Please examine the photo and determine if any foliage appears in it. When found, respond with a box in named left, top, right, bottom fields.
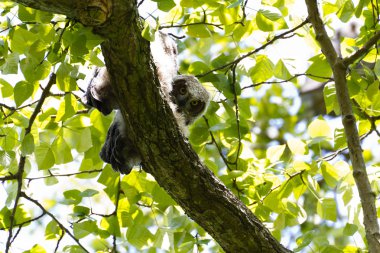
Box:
left=0, top=0, right=379, bottom=252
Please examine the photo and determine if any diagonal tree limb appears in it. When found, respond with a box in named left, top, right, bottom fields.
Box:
left=305, top=0, right=380, bottom=252
left=10, top=0, right=292, bottom=252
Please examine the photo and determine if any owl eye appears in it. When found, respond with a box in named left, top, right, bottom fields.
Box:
left=190, top=100, right=199, bottom=106
left=179, top=86, right=187, bottom=95
left=189, top=100, right=205, bottom=116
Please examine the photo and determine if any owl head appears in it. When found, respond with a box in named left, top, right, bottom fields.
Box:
left=170, top=75, right=210, bottom=125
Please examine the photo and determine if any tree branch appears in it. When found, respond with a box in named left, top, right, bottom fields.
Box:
left=5, top=74, right=56, bottom=253
left=9, top=0, right=291, bottom=252
left=21, top=192, right=89, bottom=253
left=11, top=0, right=112, bottom=26
left=305, top=0, right=380, bottom=252
left=196, top=19, right=310, bottom=78
left=343, top=30, right=380, bottom=66
left=91, top=1, right=291, bottom=252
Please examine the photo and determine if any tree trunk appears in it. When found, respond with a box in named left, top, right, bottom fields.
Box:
left=12, top=0, right=292, bottom=252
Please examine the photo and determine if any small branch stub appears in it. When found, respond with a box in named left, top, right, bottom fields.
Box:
left=78, top=0, right=112, bottom=26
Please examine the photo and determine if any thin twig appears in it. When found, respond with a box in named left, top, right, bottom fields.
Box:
left=231, top=64, right=242, bottom=168
left=196, top=19, right=310, bottom=78
left=242, top=73, right=332, bottom=90
left=0, top=212, right=45, bottom=231
left=6, top=73, right=56, bottom=253
left=21, top=192, right=90, bottom=253
left=203, top=116, right=234, bottom=171
left=26, top=169, right=103, bottom=182
left=343, top=30, right=380, bottom=66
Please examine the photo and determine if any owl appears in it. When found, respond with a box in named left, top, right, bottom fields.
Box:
left=84, top=32, right=210, bottom=174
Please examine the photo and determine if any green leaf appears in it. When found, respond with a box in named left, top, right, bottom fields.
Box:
left=256, top=7, right=288, bottom=31
left=337, top=0, right=355, bottom=22
left=0, top=207, right=11, bottom=229
left=20, top=58, right=51, bottom=82
left=142, top=22, right=156, bottom=42
left=250, top=55, right=274, bottom=83
left=152, top=0, right=176, bottom=11
left=100, top=215, right=121, bottom=237
left=56, top=63, right=78, bottom=92
left=218, top=5, right=240, bottom=25
left=45, top=220, right=61, bottom=240
left=62, top=245, right=83, bottom=253
left=306, top=54, right=332, bottom=81
left=323, top=83, right=340, bottom=114
left=294, top=230, right=314, bottom=252
left=14, top=81, right=34, bottom=107
left=185, top=17, right=212, bottom=38
left=80, top=189, right=99, bottom=197
left=153, top=228, right=167, bottom=249
left=323, top=2, right=339, bottom=16
left=179, top=0, right=203, bottom=8
left=274, top=59, right=292, bottom=80
left=287, top=138, right=307, bottom=155
left=355, top=0, right=367, bottom=17
left=18, top=5, right=54, bottom=23
left=55, top=94, right=77, bottom=122
left=71, top=34, right=88, bottom=58
left=321, top=161, right=340, bottom=188
left=266, top=144, right=286, bottom=163
left=24, top=244, right=47, bottom=253
left=65, top=127, right=93, bottom=153
left=0, top=127, right=18, bottom=151
left=188, top=61, right=211, bottom=75
left=334, top=127, right=346, bottom=149
left=73, top=206, right=90, bottom=217
left=73, top=220, right=97, bottom=239
left=18, top=5, right=37, bottom=22
left=52, top=136, right=73, bottom=165
left=211, top=53, right=236, bottom=69
left=10, top=26, right=38, bottom=53
left=307, top=118, right=331, bottom=138
left=343, top=223, right=358, bottom=236
left=21, top=133, right=35, bottom=156
left=35, top=143, right=55, bottom=170
left=97, top=166, right=119, bottom=201
left=317, top=198, right=336, bottom=221
left=62, top=189, right=82, bottom=205
left=189, top=120, right=210, bottom=146
left=0, top=78, right=13, bottom=98
left=1, top=52, right=19, bottom=74
left=228, top=0, right=243, bottom=8
left=127, top=224, right=154, bottom=249
left=28, top=39, right=49, bottom=62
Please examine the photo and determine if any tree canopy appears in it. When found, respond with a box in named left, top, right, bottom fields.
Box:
left=0, top=0, right=380, bottom=252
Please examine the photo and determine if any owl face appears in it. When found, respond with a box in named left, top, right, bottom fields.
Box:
left=170, top=75, right=210, bottom=125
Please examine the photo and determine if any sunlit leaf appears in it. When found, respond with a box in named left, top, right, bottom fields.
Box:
left=45, top=220, right=61, bottom=240
left=306, top=54, right=332, bottom=81
left=317, top=198, right=337, bottom=221
left=34, top=143, right=55, bottom=170
left=14, top=81, right=34, bottom=107
left=307, top=118, right=332, bottom=138
left=73, top=220, right=98, bottom=239
left=337, top=0, right=355, bottom=22
left=266, top=144, right=286, bottom=163
left=21, top=133, right=35, bottom=155
left=287, top=138, right=307, bottom=155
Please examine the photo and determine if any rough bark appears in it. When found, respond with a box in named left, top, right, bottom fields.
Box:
left=12, top=0, right=292, bottom=252
left=305, top=0, right=380, bottom=252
